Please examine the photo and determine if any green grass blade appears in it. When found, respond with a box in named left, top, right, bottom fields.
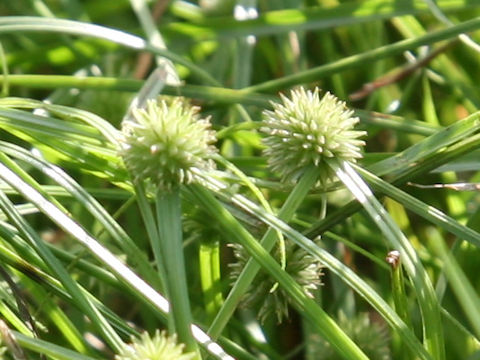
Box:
left=12, top=331, right=98, bottom=360
left=331, top=159, right=444, bottom=359
left=427, top=227, right=480, bottom=339
left=164, top=0, right=479, bottom=40
left=0, top=141, right=162, bottom=288
left=0, top=17, right=217, bottom=85
left=155, top=189, right=199, bottom=356
left=0, top=171, right=125, bottom=352
left=354, top=165, right=480, bottom=248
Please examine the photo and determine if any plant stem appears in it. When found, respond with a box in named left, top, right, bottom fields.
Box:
left=155, top=189, right=199, bottom=357
left=199, top=238, right=223, bottom=321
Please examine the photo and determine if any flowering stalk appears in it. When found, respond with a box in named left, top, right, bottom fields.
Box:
left=386, top=250, right=411, bottom=330
left=155, top=190, right=196, bottom=352
left=258, top=87, right=442, bottom=358
left=120, top=98, right=217, bottom=358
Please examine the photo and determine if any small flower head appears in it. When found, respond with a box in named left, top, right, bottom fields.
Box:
left=120, top=98, right=217, bottom=191
left=261, top=87, right=366, bottom=186
left=115, top=330, right=195, bottom=360
left=307, top=312, right=391, bottom=360
left=230, top=239, right=323, bottom=323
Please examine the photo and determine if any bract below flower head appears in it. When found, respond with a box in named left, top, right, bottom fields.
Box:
left=115, top=330, right=195, bottom=360
left=261, top=87, right=366, bottom=187
left=120, top=98, right=217, bottom=192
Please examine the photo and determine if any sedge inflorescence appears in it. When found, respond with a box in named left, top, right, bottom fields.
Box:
left=230, top=239, right=323, bottom=323
left=115, top=330, right=195, bottom=360
left=261, top=87, right=366, bottom=186
left=120, top=98, right=217, bottom=191
left=308, top=312, right=390, bottom=360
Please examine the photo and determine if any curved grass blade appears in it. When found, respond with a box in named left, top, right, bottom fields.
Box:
left=330, top=159, right=444, bottom=359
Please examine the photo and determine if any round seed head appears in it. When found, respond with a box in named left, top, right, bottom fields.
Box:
left=230, top=239, right=323, bottom=324
left=308, top=312, right=391, bottom=360
left=261, top=87, right=366, bottom=186
left=116, top=330, right=195, bottom=360
left=120, top=98, right=217, bottom=191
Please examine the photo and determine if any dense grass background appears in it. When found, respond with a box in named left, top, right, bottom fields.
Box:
left=1, top=1, right=480, bottom=359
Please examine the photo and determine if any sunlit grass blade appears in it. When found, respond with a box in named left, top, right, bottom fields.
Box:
left=353, top=165, right=480, bottom=248
left=0, top=142, right=161, bottom=288
left=330, top=159, right=444, bottom=359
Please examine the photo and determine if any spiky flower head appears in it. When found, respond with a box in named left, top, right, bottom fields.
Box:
left=120, top=98, right=217, bottom=192
left=230, top=238, right=323, bottom=323
left=307, top=312, right=391, bottom=360
left=261, top=87, right=366, bottom=187
left=115, top=330, right=195, bottom=360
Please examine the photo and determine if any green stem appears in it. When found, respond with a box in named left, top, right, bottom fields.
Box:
left=199, top=238, right=223, bottom=322
left=387, top=252, right=411, bottom=329
left=208, top=165, right=320, bottom=339
left=0, top=75, right=275, bottom=107
left=155, top=189, right=199, bottom=357
left=134, top=183, right=167, bottom=289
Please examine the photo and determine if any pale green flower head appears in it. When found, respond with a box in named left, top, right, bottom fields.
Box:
left=308, top=312, right=391, bottom=360
left=116, top=330, right=195, bottom=360
left=120, top=98, right=217, bottom=192
left=261, top=87, right=366, bottom=186
left=230, top=238, right=323, bottom=324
